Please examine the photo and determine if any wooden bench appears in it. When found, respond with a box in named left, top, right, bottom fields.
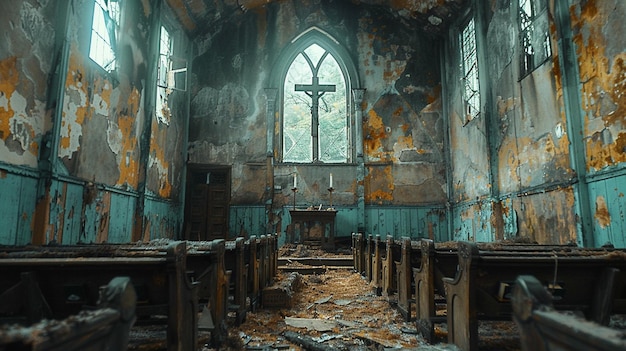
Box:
left=443, top=241, right=626, bottom=351
left=0, top=276, right=136, bottom=351
left=0, top=241, right=198, bottom=351
left=393, top=237, right=421, bottom=321
left=413, top=239, right=459, bottom=341
left=248, top=234, right=278, bottom=310
left=352, top=233, right=365, bottom=275
left=512, top=274, right=626, bottom=351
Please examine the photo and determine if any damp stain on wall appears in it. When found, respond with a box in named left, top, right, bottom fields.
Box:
left=571, top=0, right=626, bottom=170
left=365, top=165, right=394, bottom=203
left=594, top=195, right=611, bottom=228
left=149, top=118, right=172, bottom=198
left=0, top=56, right=43, bottom=165
left=115, top=87, right=141, bottom=188
left=60, top=51, right=88, bottom=160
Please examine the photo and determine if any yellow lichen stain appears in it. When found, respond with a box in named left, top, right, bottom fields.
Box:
left=365, top=109, right=387, bottom=159
left=496, top=96, right=518, bottom=117
left=365, top=166, right=394, bottom=203
left=396, top=135, right=413, bottom=150
left=150, top=118, right=172, bottom=198
left=498, top=138, right=522, bottom=185
left=594, top=195, right=611, bottom=228
left=0, top=57, right=19, bottom=141
left=116, top=88, right=141, bottom=188
left=60, top=51, right=88, bottom=153
left=571, top=1, right=626, bottom=170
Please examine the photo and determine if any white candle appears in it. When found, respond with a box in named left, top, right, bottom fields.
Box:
left=329, top=173, right=333, bottom=188
left=293, top=174, right=297, bottom=188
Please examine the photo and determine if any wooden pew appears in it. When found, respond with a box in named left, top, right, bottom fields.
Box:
left=512, top=274, right=626, bottom=351
left=443, top=241, right=626, bottom=351
left=247, top=234, right=278, bottom=310
left=0, top=276, right=136, bottom=351
left=224, top=237, right=248, bottom=325
left=394, top=237, right=421, bottom=322
left=411, top=239, right=593, bottom=343
left=0, top=241, right=198, bottom=351
left=413, top=239, right=459, bottom=342
left=352, top=233, right=365, bottom=275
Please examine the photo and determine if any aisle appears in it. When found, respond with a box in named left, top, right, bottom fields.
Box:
left=217, top=268, right=459, bottom=350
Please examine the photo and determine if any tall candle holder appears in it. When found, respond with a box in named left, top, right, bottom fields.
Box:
left=327, top=187, right=334, bottom=209
left=291, top=187, right=298, bottom=210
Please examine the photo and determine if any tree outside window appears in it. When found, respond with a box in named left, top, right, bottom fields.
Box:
left=283, top=43, right=347, bottom=163
left=519, top=0, right=552, bottom=78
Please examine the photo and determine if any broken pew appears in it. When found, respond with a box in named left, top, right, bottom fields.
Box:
left=247, top=234, right=278, bottom=311
left=512, top=274, right=626, bottom=351
left=352, top=233, right=365, bottom=275
left=413, top=239, right=459, bottom=342
left=411, top=239, right=601, bottom=343
left=0, top=241, right=199, bottom=351
left=443, top=241, right=626, bottom=351
left=393, top=237, right=421, bottom=322
left=0, top=276, right=136, bottom=351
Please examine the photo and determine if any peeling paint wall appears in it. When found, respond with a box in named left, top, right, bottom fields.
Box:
left=444, top=0, right=626, bottom=246
left=444, top=1, right=579, bottom=244
left=0, top=0, right=188, bottom=244
left=0, top=0, right=53, bottom=168
left=571, top=0, right=626, bottom=171
left=188, top=0, right=447, bottom=238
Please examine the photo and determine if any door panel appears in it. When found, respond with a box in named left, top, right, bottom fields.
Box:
left=185, top=168, right=230, bottom=240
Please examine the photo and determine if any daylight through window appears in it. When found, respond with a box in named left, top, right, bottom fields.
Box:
left=156, top=26, right=172, bottom=125
left=519, top=0, right=552, bottom=78
left=283, top=44, right=347, bottom=163
left=89, top=0, right=120, bottom=72
left=461, top=17, right=480, bottom=122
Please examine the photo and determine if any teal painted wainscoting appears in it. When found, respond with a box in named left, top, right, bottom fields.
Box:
left=143, top=195, right=181, bottom=241
left=451, top=199, right=496, bottom=242
left=229, top=205, right=268, bottom=239
left=587, top=168, right=626, bottom=248
left=364, top=206, right=448, bottom=241
left=0, top=168, right=38, bottom=245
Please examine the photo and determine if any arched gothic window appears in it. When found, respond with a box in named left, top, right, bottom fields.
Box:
left=271, top=28, right=359, bottom=164
left=283, top=44, right=347, bottom=163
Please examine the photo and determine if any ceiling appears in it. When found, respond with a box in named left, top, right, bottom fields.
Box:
left=165, top=0, right=468, bottom=38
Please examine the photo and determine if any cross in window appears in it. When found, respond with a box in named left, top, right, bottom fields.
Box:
left=295, top=76, right=335, bottom=161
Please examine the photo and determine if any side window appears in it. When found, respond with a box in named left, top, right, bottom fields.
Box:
left=519, top=0, right=552, bottom=78
left=283, top=43, right=348, bottom=163
left=156, top=26, right=187, bottom=126
left=461, top=17, right=480, bottom=123
left=89, top=0, right=121, bottom=72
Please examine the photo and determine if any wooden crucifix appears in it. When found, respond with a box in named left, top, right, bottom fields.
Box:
left=295, top=76, right=335, bottom=161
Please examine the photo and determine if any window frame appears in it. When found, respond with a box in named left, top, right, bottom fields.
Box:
left=518, top=0, right=552, bottom=79
left=282, top=43, right=348, bottom=163
left=155, top=24, right=188, bottom=126
left=271, top=28, right=360, bottom=165
left=460, top=15, right=481, bottom=124
left=88, top=0, right=121, bottom=72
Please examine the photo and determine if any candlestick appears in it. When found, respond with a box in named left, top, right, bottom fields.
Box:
left=293, top=174, right=297, bottom=189
left=328, top=187, right=334, bottom=209
left=329, top=173, right=333, bottom=188
left=291, top=186, right=298, bottom=210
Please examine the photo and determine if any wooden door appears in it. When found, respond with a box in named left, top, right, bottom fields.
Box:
left=185, top=167, right=230, bottom=241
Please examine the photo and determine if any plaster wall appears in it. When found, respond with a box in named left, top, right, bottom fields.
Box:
left=188, top=0, right=446, bottom=210
left=445, top=0, right=626, bottom=246
left=0, top=0, right=188, bottom=244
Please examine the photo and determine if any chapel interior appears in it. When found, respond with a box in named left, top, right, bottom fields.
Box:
left=1, top=0, right=625, bottom=350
